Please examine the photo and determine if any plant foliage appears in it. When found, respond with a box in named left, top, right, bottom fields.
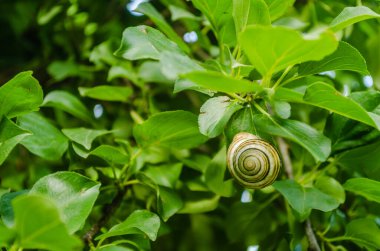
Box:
left=1, top=0, right=380, bottom=250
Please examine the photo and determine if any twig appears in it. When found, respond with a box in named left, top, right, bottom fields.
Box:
left=306, top=219, right=322, bottom=251
left=276, top=137, right=293, bottom=179
left=83, top=187, right=127, bottom=245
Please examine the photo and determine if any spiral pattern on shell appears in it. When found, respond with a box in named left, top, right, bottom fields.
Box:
left=227, top=132, right=281, bottom=189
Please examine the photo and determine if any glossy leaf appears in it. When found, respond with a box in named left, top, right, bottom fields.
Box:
left=133, top=111, right=208, bottom=149
left=30, top=171, right=100, bottom=233
left=43, top=90, right=92, bottom=123
left=344, top=178, right=380, bottom=203
left=315, top=176, right=345, bottom=204
left=89, top=145, right=129, bottom=165
left=18, top=112, right=68, bottom=160
left=157, top=185, right=183, bottom=221
left=330, top=6, right=380, bottom=32
left=204, top=147, right=235, bottom=197
left=0, top=117, right=31, bottom=165
left=303, top=82, right=380, bottom=130
left=264, top=0, right=295, bottom=21
left=62, top=127, right=109, bottom=150
left=13, top=195, right=82, bottom=251
left=137, top=2, right=189, bottom=53
left=199, top=96, right=242, bottom=138
left=344, top=219, right=380, bottom=250
left=78, top=86, right=133, bottom=102
left=174, top=79, right=215, bottom=96
left=224, top=107, right=257, bottom=145
left=0, top=223, right=15, bottom=247
left=240, top=26, right=338, bottom=77
left=115, top=26, right=182, bottom=60
left=0, top=190, right=27, bottom=227
left=169, top=5, right=200, bottom=21
left=143, top=163, right=182, bottom=188
left=96, top=210, right=160, bottom=241
left=183, top=71, right=262, bottom=93
left=273, top=100, right=291, bottom=119
left=179, top=195, right=219, bottom=214
left=273, top=180, right=341, bottom=216
left=192, top=0, right=234, bottom=36
left=299, top=42, right=369, bottom=76
left=0, top=71, right=43, bottom=118
left=337, top=141, right=380, bottom=180
left=253, top=114, right=331, bottom=161
left=159, top=51, right=203, bottom=80
left=97, top=246, right=134, bottom=251
left=233, top=0, right=270, bottom=36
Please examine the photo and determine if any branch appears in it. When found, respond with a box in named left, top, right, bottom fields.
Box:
left=277, top=137, right=293, bottom=179
left=83, top=187, right=126, bottom=244
left=306, top=219, right=322, bottom=251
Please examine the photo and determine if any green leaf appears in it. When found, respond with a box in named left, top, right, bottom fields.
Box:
left=224, top=107, right=257, bottom=145
left=89, top=145, right=129, bottom=165
left=0, top=71, right=43, bottom=118
left=330, top=6, right=380, bottom=32
left=183, top=71, right=262, bottom=93
left=192, top=0, right=230, bottom=27
left=273, top=100, right=291, bottom=119
left=299, top=41, right=369, bottom=76
left=174, top=79, right=215, bottom=96
left=233, top=0, right=270, bottom=36
left=78, top=86, right=133, bottom=102
left=303, top=82, right=380, bottom=130
left=344, top=178, right=380, bottom=203
left=159, top=51, right=203, bottom=80
left=344, top=219, right=380, bottom=250
left=97, top=246, right=134, bottom=251
left=337, top=141, right=380, bottom=180
left=133, top=111, right=208, bottom=149
left=138, top=61, right=172, bottom=85
left=47, top=60, right=92, bottom=81
left=143, top=163, right=182, bottom=188
left=225, top=201, right=270, bottom=241
left=115, top=26, right=182, bottom=60
left=169, top=5, right=200, bottom=21
left=62, top=127, right=110, bottom=150
left=108, top=64, right=139, bottom=84
left=179, top=195, right=220, bottom=214
left=157, top=185, right=183, bottom=221
left=137, top=2, right=189, bottom=53
left=240, top=26, right=338, bottom=78
left=18, top=112, right=68, bottom=161
left=253, top=114, right=331, bottom=161
left=199, top=96, right=243, bottom=138
left=0, top=190, right=28, bottom=227
left=273, top=180, right=341, bottom=216
left=204, top=147, right=235, bottom=197
left=264, top=0, right=295, bottom=21
left=0, top=117, right=31, bottom=165
left=43, top=90, right=92, bottom=123
left=0, top=223, right=15, bottom=247
left=96, top=210, right=160, bottom=241
left=315, top=176, right=345, bottom=204
left=30, top=171, right=100, bottom=233
left=13, top=195, right=82, bottom=251
left=273, top=87, right=304, bottom=103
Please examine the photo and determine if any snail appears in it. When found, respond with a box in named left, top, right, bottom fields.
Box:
left=227, top=132, right=281, bottom=189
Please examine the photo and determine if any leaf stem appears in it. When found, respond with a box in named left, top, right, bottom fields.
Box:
left=227, top=92, right=246, bottom=102
left=253, top=102, right=270, bottom=116
left=272, top=65, right=293, bottom=89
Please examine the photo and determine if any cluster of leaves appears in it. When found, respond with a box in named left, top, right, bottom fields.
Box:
left=1, top=0, right=380, bottom=250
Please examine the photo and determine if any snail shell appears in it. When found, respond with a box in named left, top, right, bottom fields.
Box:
left=227, top=132, right=281, bottom=189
